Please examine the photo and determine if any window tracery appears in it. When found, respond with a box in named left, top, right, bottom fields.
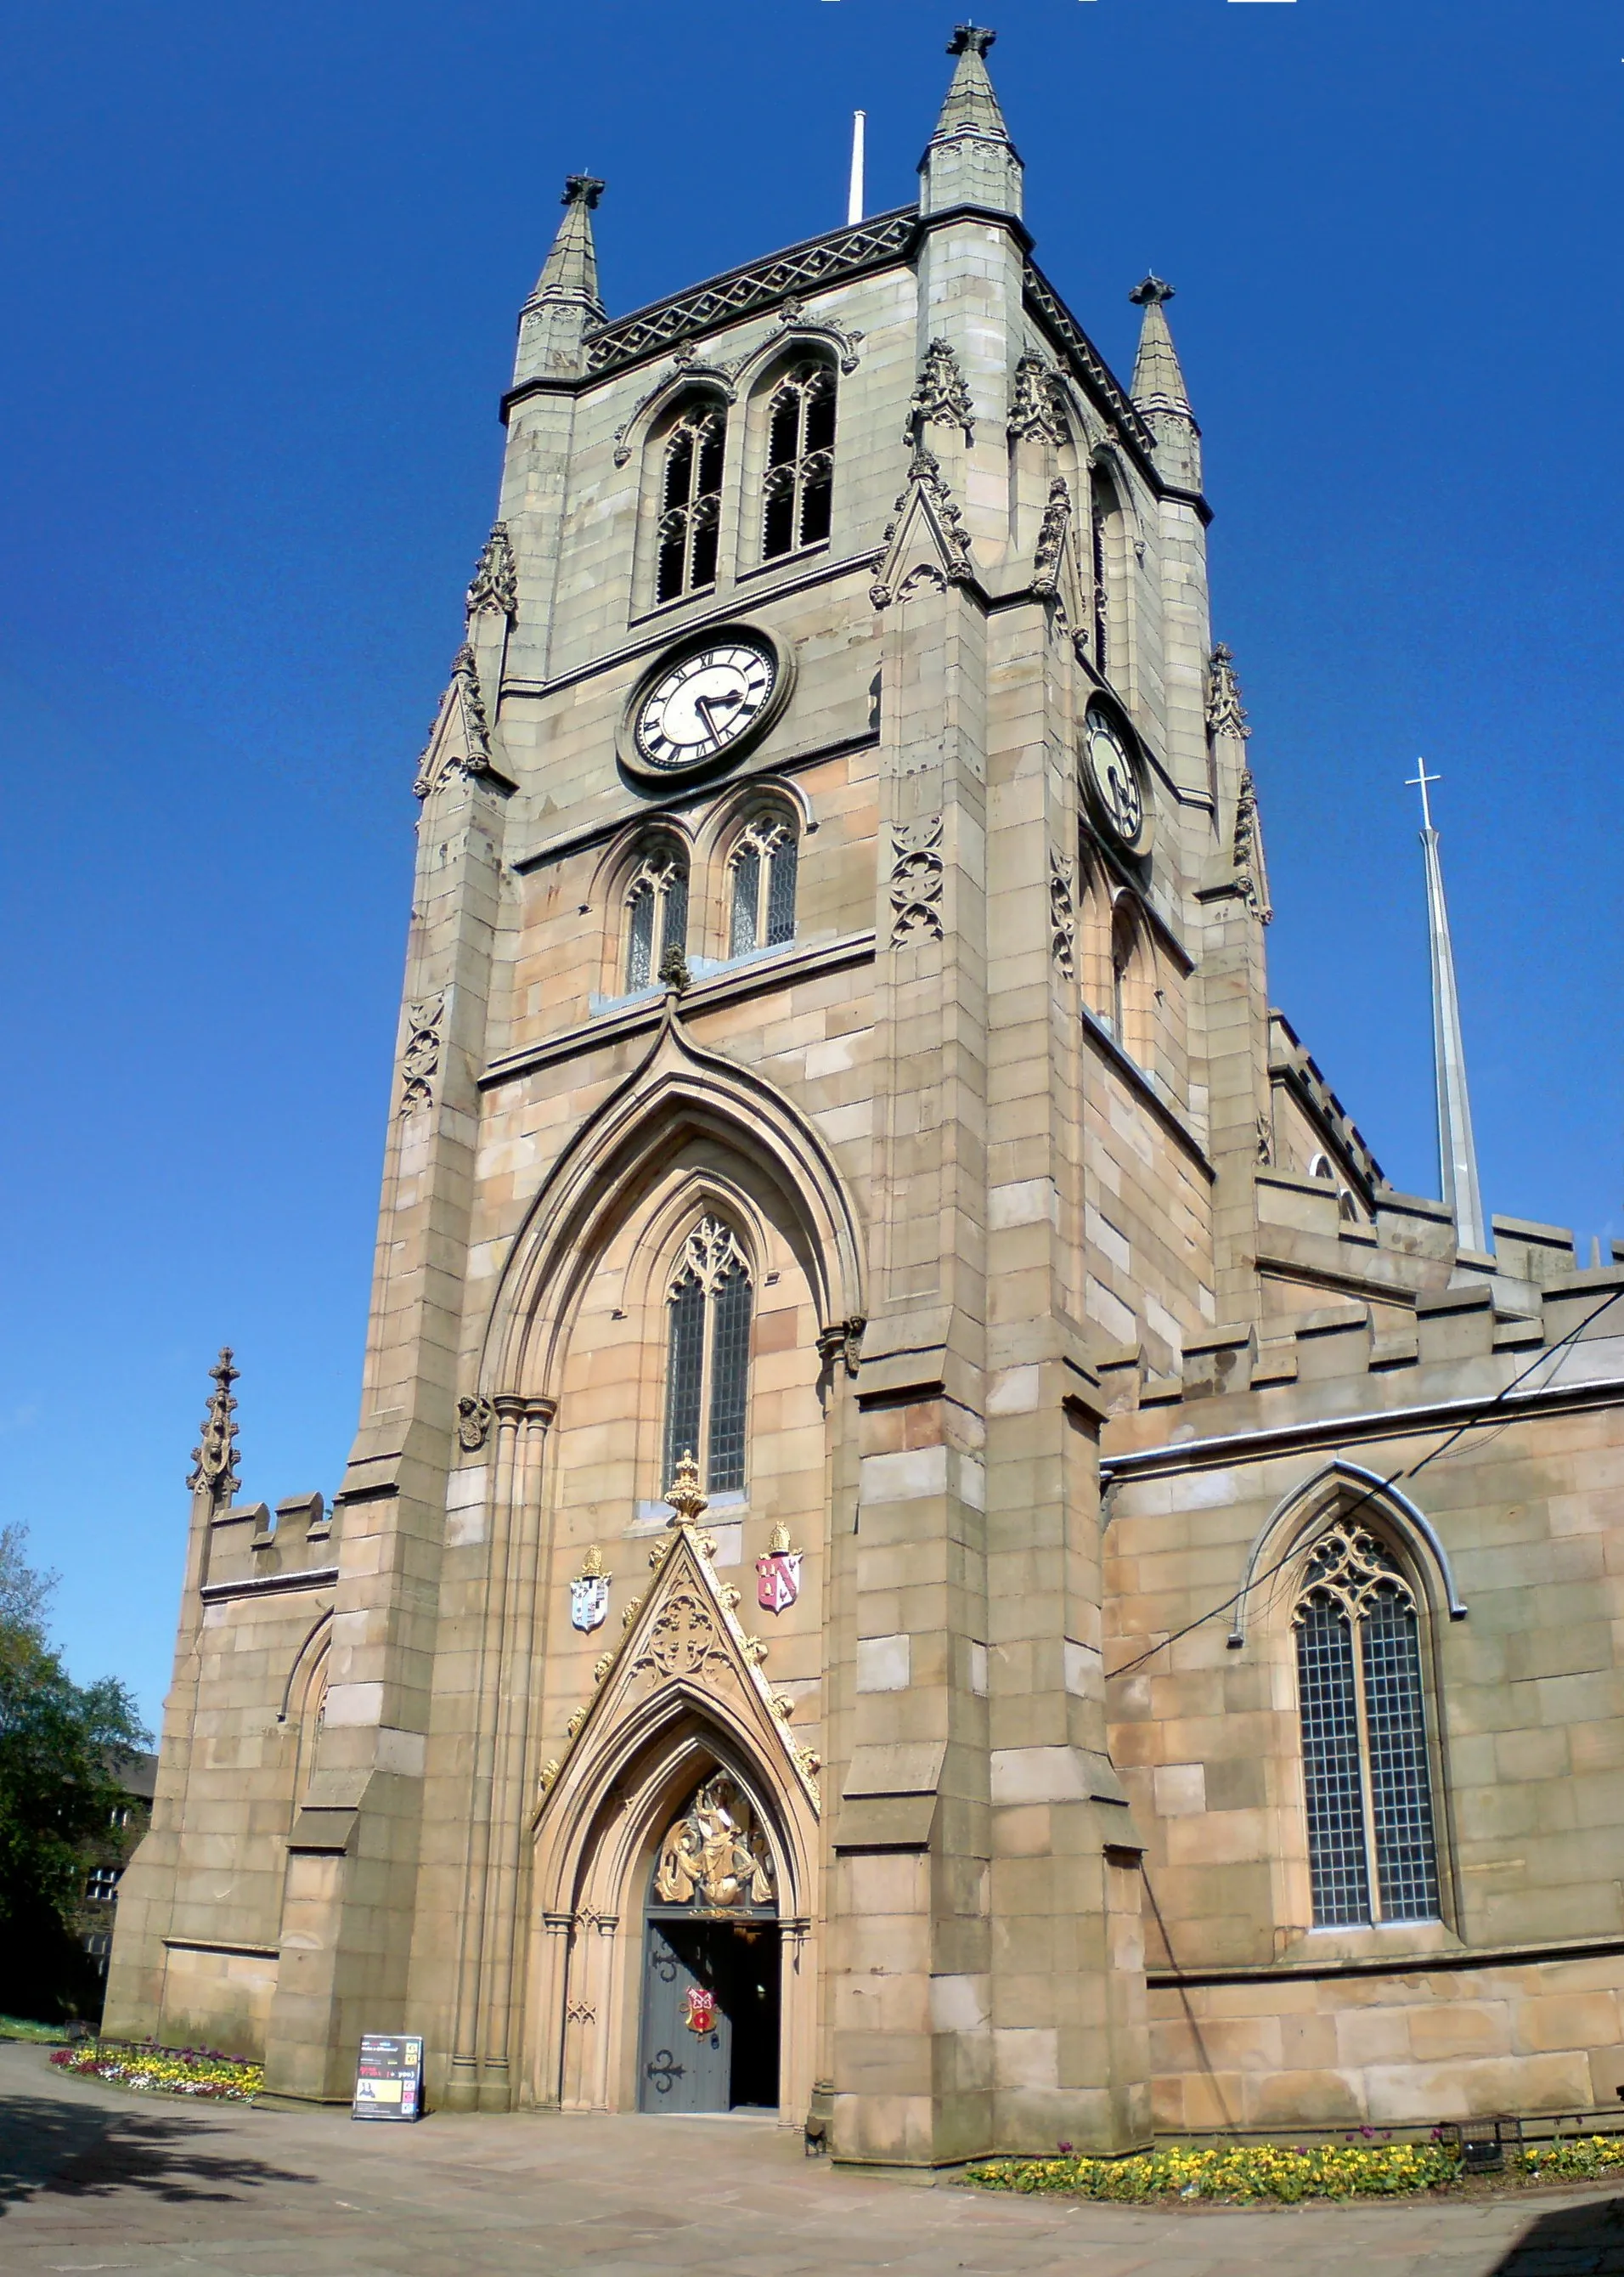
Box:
left=625, top=846, right=690, bottom=992
left=663, top=1215, right=753, bottom=1496
left=1294, top=1520, right=1441, bottom=1929
left=762, top=361, right=836, bottom=560
left=727, top=815, right=798, bottom=957
left=657, top=402, right=727, bottom=602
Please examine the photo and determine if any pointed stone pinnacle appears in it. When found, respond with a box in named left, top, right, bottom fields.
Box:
left=933, top=22, right=1008, bottom=142
left=1130, top=280, right=1191, bottom=415
left=528, top=175, right=605, bottom=314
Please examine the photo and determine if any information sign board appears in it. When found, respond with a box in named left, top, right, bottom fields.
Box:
left=352, top=2032, right=424, bottom=2122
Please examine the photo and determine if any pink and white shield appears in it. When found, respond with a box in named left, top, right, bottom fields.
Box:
left=756, top=1548, right=802, bottom=1613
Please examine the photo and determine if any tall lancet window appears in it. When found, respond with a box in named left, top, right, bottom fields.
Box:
left=663, top=1216, right=753, bottom=1495
left=625, top=845, right=689, bottom=991
left=727, top=814, right=798, bottom=957
left=657, top=402, right=726, bottom=602
left=762, top=361, right=836, bottom=560
left=1294, top=1521, right=1441, bottom=1928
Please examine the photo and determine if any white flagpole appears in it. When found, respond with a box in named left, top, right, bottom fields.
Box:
left=847, top=110, right=866, bottom=226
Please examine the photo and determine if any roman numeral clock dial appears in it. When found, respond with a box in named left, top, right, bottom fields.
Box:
left=621, top=630, right=790, bottom=782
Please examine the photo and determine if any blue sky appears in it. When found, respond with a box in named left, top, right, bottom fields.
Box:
left=2, top=0, right=1620, bottom=1727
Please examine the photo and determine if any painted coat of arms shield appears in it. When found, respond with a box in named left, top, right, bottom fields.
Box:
left=569, top=1556, right=609, bottom=1632
left=755, top=1548, right=802, bottom=1614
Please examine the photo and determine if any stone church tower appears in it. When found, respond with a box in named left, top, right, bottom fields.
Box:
left=108, top=26, right=1624, bottom=2166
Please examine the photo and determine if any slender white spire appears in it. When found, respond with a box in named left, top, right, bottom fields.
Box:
left=1407, top=764, right=1490, bottom=1256
left=847, top=110, right=866, bottom=226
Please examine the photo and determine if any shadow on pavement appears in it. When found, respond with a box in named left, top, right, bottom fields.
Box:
left=0, top=2090, right=318, bottom=2212
left=1489, top=2190, right=1624, bottom=2272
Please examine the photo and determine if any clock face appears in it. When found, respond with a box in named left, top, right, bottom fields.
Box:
left=1084, top=708, right=1151, bottom=852
left=633, top=640, right=777, bottom=771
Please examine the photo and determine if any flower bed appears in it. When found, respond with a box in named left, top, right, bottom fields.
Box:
left=50, top=2040, right=262, bottom=2102
left=970, top=2139, right=1470, bottom=2203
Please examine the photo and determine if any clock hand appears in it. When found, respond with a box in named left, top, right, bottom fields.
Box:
left=694, top=691, right=742, bottom=740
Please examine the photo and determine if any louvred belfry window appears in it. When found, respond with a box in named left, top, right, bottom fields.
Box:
left=727, top=816, right=798, bottom=958
left=657, top=404, right=726, bottom=602
left=663, top=1216, right=753, bottom=1496
left=762, top=363, right=836, bottom=561
left=1294, top=1522, right=1441, bottom=1928
left=625, top=847, right=689, bottom=991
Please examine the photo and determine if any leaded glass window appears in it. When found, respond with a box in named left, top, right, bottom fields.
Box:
left=1294, top=1522, right=1441, bottom=1928
left=727, top=816, right=798, bottom=958
left=663, top=1216, right=753, bottom=1496
left=762, top=362, right=836, bottom=561
left=625, top=847, right=689, bottom=991
left=657, top=404, right=726, bottom=602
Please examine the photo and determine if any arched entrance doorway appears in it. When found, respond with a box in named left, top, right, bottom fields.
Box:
left=638, top=1771, right=781, bottom=2113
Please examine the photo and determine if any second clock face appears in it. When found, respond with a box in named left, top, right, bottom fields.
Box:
left=634, top=640, right=777, bottom=771
left=1084, top=708, right=1151, bottom=853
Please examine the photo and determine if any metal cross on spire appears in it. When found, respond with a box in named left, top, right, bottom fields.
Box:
left=1407, top=764, right=1489, bottom=1257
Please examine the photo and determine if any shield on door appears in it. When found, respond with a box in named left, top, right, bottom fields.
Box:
left=756, top=1549, right=801, bottom=1614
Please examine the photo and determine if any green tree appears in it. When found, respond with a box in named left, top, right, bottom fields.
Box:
left=0, top=1527, right=149, bottom=2018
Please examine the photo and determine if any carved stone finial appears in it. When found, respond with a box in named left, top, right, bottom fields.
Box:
left=658, top=943, right=691, bottom=995
left=1206, top=641, right=1250, bottom=743
left=187, top=1348, right=241, bottom=1507
left=664, top=1450, right=709, bottom=1529
left=907, top=339, right=976, bottom=447
left=1129, top=274, right=1176, bottom=308
left=562, top=174, right=604, bottom=211
left=949, top=24, right=996, bottom=57
left=465, top=523, right=517, bottom=621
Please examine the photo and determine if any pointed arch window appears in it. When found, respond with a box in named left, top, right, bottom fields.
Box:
left=1294, top=1521, right=1441, bottom=1928
left=657, top=402, right=727, bottom=602
left=762, top=362, right=836, bottom=561
left=625, top=845, right=689, bottom=991
left=663, top=1216, right=753, bottom=1495
left=727, top=814, right=798, bottom=958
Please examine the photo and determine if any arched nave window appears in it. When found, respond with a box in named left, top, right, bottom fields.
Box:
left=762, top=360, right=836, bottom=561
left=625, top=843, right=690, bottom=991
left=656, top=399, right=727, bottom=602
left=1294, top=1519, right=1441, bottom=1928
left=663, top=1215, right=753, bottom=1496
left=727, top=813, right=798, bottom=958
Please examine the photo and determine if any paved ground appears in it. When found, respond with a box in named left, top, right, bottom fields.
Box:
left=3, top=2043, right=1624, bottom=2277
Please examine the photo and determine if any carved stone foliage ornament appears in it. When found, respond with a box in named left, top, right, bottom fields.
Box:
left=1206, top=641, right=1250, bottom=742
left=756, top=1523, right=803, bottom=1614
left=569, top=1545, right=609, bottom=1634
left=906, top=338, right=976, bottom=445
left=465, top=523, right=517, bottom=620
left=414, top=644, right=493, bottom=799
left=187, top=1348, right=241, bottom=1505
left=653, top=1773, right=775, bottom=1911
left=1233, top=765, right=1273, bottom=924
left=1049, top=847, right=1076, bottom=979
left=1032, top=476, right=1071, bottom=597
left=398, top=991, right=446, bottom=1116
left=456, top=1393, right=493, bottom=1451
left=1008, top=353, right=1068, bottom=447
left=888, top=814, right=945, bottom=946
left=870, top=444, right=975, bottom=608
